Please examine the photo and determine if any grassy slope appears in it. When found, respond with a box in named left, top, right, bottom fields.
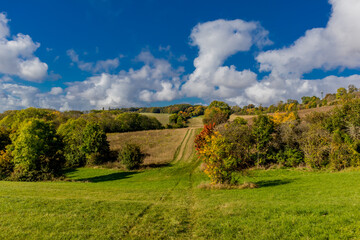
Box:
left=140, top=113, right=170, bottom=126
left=1, top=127, right=360, bottom=239
left=107, top=128, right=187, bottom=166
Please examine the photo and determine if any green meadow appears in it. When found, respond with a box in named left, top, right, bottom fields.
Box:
left=1, top=135, right=360, bottom=239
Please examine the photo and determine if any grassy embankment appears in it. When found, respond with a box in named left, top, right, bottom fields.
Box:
left=1, top=115, right=360, bottom=239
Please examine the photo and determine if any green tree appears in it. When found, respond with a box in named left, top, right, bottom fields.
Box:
left=336, top=87, right=347, bottom=99
left=81, top=122, right=110, bottom=165
left=252, top=115, right=275, bottom=166
left=57, top=118, right=88, bottom=167
left=119, top=143, right=145, bottom=170
left=10, top=119, right=64, bottom=181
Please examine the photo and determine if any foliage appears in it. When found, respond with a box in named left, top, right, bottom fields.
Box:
left=118, top=143, right=145, bottom=170
left=276, top=147, right=304, bottom=167
left=199, top=132, right=240, bottom=184
left=115, top=113, right=162, bottom=132
left=81, top=122, right=110, bottom=165
left=0, top=150, right=13, bottom=180
left=58, top=119, right=110, bottom=167
left=9, top=119, right=64, bottom=181
left=219, top=121, right=254, bottom=169
left=57, top=118, right=88, bottom=167
left=272, top=111, right=298, bottom=124
left=0, top=127, right=10, bottom=151
left=203, top=101, right=231, bottom=125
left=195, top=123, right=215, bottom=152
left=252, top=115, right=275, bottom=165
left=0, top=107, right=61, bottom=130
left=168, top=111, right=189, bottom=128
left=300, top=124, right=331, bottom=169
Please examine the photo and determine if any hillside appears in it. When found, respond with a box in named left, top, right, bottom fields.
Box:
left=230, top=105, right=336, bottom=123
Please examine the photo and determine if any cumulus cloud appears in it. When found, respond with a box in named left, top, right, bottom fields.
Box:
left=182, top=19, right=271, bottom=99
left=58, top=51, right=183, bottom=110
left=0, top=13, right=48, bottom=82
left=67, top=49, right=120, bottom=73
left=257, top=0, right=360, bottom=78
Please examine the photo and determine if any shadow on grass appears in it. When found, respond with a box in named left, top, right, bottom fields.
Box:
left=77, top=171, right=139, bottom=183
left=255, top=179, right=294, bottom=188
left=142, top=162, right=172, bottom=169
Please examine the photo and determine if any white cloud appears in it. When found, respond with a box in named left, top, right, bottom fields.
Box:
left=257, top=0, right=360, bottom=78
left=182, top=19, right=271, bottom=99
left=49, top=87, right=63, bottom=95
left=58, top=51, right=183, bottom=110
left=0, top=13, right=48, bottom=82
left=67, top=49, right=120, bottom=73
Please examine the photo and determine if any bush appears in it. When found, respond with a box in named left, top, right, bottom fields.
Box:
left=300, top=124, right=331, bottom=169
left=118, top=143, right=145, bottom=170
left=276, top=147, right=304, bottom=167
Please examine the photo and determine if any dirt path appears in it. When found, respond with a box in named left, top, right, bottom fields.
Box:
left=174, top=128, right=197, bottom=163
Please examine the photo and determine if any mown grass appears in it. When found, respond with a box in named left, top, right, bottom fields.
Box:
left=1, top=128, right=360, bottom=239
left=2, top=161, right=360, bottom=239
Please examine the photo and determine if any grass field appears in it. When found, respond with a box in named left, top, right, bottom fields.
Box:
left=107, top=128, right=188, bottom=166
left=140, top=113, right=170, bottom=126
left=1, top=127, right=360, bottom=239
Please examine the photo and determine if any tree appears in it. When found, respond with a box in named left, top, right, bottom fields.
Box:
left=10, top=119, right=64, bottom=181
left=336, top=87, right=347, bottom=99
left=199, top=132, right=239, bottom=184
left=348, top=84, right=358, bottom=93
left=119, top=143, right=145, bottom=170
left=57, top=118, right=88, bottom=167
left=81, top=122, right=110, bottom=165
left=203, top=102, right=231, bottom=125
left=252, top=115, right=275, bottom=166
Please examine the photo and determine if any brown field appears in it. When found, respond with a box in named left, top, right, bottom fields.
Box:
left=107, top=128, right=188, bottom=166
left=140, top=113, right=170, bottom=126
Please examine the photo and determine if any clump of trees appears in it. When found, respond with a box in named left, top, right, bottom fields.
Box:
left=167, top=105, right=206, bottom=128
left=203, top=101, right=231, bottom=125
left=196, top=98, right=360, bottom=185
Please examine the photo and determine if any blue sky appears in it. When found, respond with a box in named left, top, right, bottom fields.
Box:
left=0, top=0, right=359, bottom=111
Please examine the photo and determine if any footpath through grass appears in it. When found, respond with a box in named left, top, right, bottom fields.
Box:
left=1, top=129, right=360, bottom=239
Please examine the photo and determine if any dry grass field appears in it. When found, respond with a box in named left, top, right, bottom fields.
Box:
left=107, top=128, right=188, bottom=166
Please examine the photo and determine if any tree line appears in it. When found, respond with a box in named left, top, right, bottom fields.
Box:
left=196, top=98, right=360, bottom=185
left=0, top=108, right=164, bottom=181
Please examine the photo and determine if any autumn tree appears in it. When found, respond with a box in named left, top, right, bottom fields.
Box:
left=203, top=101, right=231, bottom=125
